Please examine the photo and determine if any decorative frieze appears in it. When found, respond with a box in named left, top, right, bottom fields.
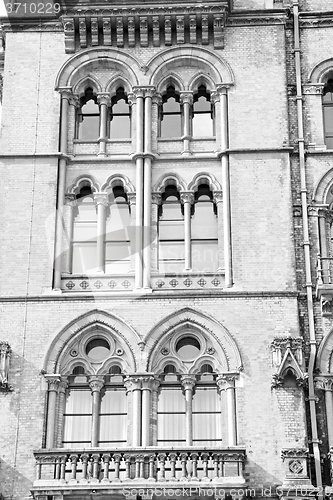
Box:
left=303, top=84, right=325, bottom=95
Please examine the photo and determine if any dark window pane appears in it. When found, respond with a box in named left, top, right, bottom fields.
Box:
left=324, top=106, right=333, bottom=134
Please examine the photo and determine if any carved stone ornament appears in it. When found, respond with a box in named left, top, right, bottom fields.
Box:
left=303, top=84, right=325, bottom=95
left=271, top=336, right=306, bottom=389
left=321, top=296, right=333, bottom=317
left=0, top=342, right=12, bottom=391
left=281, top=448, right=311, bottom=487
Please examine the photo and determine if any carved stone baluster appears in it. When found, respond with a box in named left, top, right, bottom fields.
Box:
left=81, top=453, right=89, bottom=483
left=69, top=454, right=78, bottom=483
left=91, top=453, right=100, bottom=483
left=102, top=453, right=110, bottom=483
left=180, top=453, right=188, bottom=480
left=36, top=456, right=42, bottom=480
left=55, top=456, right=61, bottom=480
left=135, top=454, right=141, bottom=479
left=158, top=453, right=166, bottom=481
left=213, top=453, right=219, bottom=481
left=148, top=454, right=156, bottom=481
left=191, top=453, right=199, bottom=481
left=201, top=452, right=209, bottom=482
left=169, top=453, right=177, bottom=481
left=125, top=454, right=131, bottom=480
left=113, top=453, right=121, bottom=482
left=139, top=455, right=145, bottom=479
left=60, top=455, right=67, bottom=482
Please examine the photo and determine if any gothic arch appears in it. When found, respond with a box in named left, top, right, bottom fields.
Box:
left=101, top=174, right=135, bottom=193
left=55, top=48, right=141, bottom=90
left=105, top=74, right=133, bottom=94
left=188, top=73, right=216, bottom=93
left=312, top=169, right=333, bottom=206
left=43, top=309, right=141, bottom=374
left=67, top=174, right=100, bottom=194
left=144, top=307, right=242, bottom=373
left=156, top=73, right=186, bottom=93
left=147, top=47, right=234, bottom=89
left=317, top=329, right=333, bottom=374
left=72, top=75, right=102, bottom=96
left=308, top=58, right=333, bottom=84
left=153, top=173, right=187, bottom=193
left=187, top=172, right=222, bottom=192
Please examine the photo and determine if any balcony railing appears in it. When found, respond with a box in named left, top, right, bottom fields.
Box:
left=32, top=447, right=246, bottom=489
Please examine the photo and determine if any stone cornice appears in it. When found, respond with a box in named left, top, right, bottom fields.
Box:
left=299, top=12, right=333, bottom=29
left=227, top=10, right=288, bottom=27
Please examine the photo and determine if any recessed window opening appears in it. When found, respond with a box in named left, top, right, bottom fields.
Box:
left=77, top=88, right=100, bottom=141
left=323, top=79, right=333, bottom=149
left=200, top=363, right=213, bottom=374
left=105, top=186, right=131, bottom=273
left=176, top=336, right=201, bottom=359
left=192, top=85, right=213, bottom=137
left=109, top=87, right=131, bottom=139
left=160, top=86, right=182, bottom=138
left=86, top=338, right=110, bottom=361
left=192, top=184, right=218, bottom=272
left=72, top=187, right=97, bottom=274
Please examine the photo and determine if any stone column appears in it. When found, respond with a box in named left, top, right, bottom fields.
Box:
left=54, top=89, right=71, bottom=290
left=217, top=374, right=238, bottom=446
left=180, top=192, right=194, bottom=272
left=180, top=92, right=193, bottom=156
left=125, top=376, right=142, bottom=446
left=56, top=378, right=68, bottom=448
left=318, top=208, right=330, bottom=283
left=151, top=94, right=162, bottom=153
left=316, top=377, right=333, bottom=448
left=63, top=194, right=77, bottom=274
left=97, top=94, right=111, bottom=156
left=45, top=375, right=61, bottom=448
left=88, top=376, right=104, bottom=447
left=94, top=193, right=109, bottom=273
left=141, top=376, right=157, bottom=446
left=128, top=193, right=137, bottom=273
left=213, top=191, right=224, bottom=271
left=151, top=193, right=162, bottom=273
left=181, top=375, right=196, bottom=446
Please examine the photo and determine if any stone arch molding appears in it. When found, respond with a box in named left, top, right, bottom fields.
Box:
left=317, top=329, right=333, bottom=374
left=55, top=48, right=141, bottom=91
left=147, top=46, right=235, bottom=89
left=312, top=168, right=333, bottom=207
left=144, top=307, right=243, bottom=373
left=309, top=58, right=333, bottom=84
left=43, top=309, right=141, bottom=374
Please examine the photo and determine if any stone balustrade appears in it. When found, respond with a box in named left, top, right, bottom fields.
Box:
left=33, top=447, right=246, bottom=487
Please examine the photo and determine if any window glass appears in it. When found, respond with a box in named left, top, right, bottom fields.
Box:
left=86, top=338, right=110, bottom=360
left=192, top=86, right=213, bottom=137
left=193, top=386, right=221, bottom=446
left=63, top=389, right=92, bottom=447
left=99, top=388, right=127, bottom=446
left=323, top=80, right=333, bottom=148
left=110, top=87, right=131, bottom=139
left=72, top=243, right=97, bottom=274
left=160, top=87, right=182, bottom=138
left=176, top=336, right=201, bottom=359
left=191, top=241, right=218, bottom=272
left=77, top=88, right=99, bottom=141
left=157, top=387, right=186, bottom=445
left=159, top=186, right=184, bottom=273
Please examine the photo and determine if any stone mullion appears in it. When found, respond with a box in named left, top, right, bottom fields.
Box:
left=97, top=94, right=111, bottom=157
left=181, top=375, right=196, bottom=446
left=151, top=379, right=160, bottom=445
left=180, top=92, right=193, bottom=156
left=125, top=376, right=142, bottom=446
left=214, top=191, right=224, bottom=271
left=303, top=84, right=325, bottom=150
left=152, top=94, right=162, bottom=154
left=56, top=379, right=68, bottom=448
left=62, top=194, right=76, bottom=274
left=88, top=376, right=104, bottom=447
left=94, top=193, right=109, bottom=274
left=217, top=374, right=238, bottom=446
left=128, top=193, right=137, bottom=273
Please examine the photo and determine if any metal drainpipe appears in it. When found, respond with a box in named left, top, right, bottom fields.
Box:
left=292, top=2, right=322, bottom=495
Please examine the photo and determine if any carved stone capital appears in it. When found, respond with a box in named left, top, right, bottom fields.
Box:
left=59, top=87, right=74, bottom=101
left=45, top=375, right=61, bottom=392
left=152, top=93, right=162, bottom=106
left=180, top=375, right=196, bottom=391
left=210, top=91, right=220, bottom=105
left=216, top=373, right=238, bottom=392
left=68, top=94, right=80, bottom=108
left=213, top=191, right=223, bottom=204
left=130, top=87, right=146, bottom=99
left=97, top=93, right=111, bottom=107
left=93, top=192, right=109, bottom=207
left=180, top=191, right=194, bottom=204
left=127, top=193, right=136, bottom=206
left=124, top=376, right=142, bottom=392
left=65, top=193, right=77, bottom=207
left=88, top=376, right=104, bottom=392
left=315, top=377, right=333, bottom=392
left=152, top=192, right=162, bottom=205
left=180, top=92, right=193, bottom=105
left=303, top=83, right=325, bottom=95
left=58, top=379, right=69, bottom=394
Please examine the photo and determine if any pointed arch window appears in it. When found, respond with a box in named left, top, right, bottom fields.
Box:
left=323, top=79, right=333, bottom=149
left=192, top=85, right=214, bottom=137
left=158, top=185, right=185, bottom=273
left=105, top=186, right=131, bottom=273
left=193, top=368, right=222, bottom=446
left=72, top=186, right=97, bottom=274
left=99, top=366, right=127, bottom=447
left=76, top=88, right=100, bottom=141
left=109, top=87, right=131, bottom=139
left=191, top=184, right=218, bottom=273
left=160, top=86, right=182, bottom=138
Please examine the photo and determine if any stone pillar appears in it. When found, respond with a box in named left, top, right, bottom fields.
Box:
left=180, top=192, right=194, bottom=272
left=180, top=92, right=193, bottom=156
left=181, top=375, right=196, bottom=446
left=54, top=89, right=71, bottom=290
left=141, top=376, right=156, bottom=446
left=94, top=193, right=109, bottom=273
left=151, top=377, right=160, bottom=445
left=88, top=376, right=104, bottom=447
left=151, top=94, right=162, bottom=153
left=125, top=376, right=142, bottom=446
left=97, top=94, right=111, bottom=156
left=45, top=375, right=61, bottom=448
left=128, top=193, right=137, bottom=273
left=217, top=374, right=238, bottom=446
left=316, top=377, right=333, bottom=448
left=151, top=193, right=162, bottom=272
left=318, top=208, right=330, bottom=283
left=63, top=194, right=77, bottom=274
left=56, top=378, right=68, bottom=448
left=213, top=190, right=224, bottom=271
left=303, top=84, right=326, bottom=151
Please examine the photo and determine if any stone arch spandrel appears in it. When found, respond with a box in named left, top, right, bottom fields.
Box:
left=317, top=330, right=333, bottom=374
left=55, top=48, right=141, bottom=90
left=147, top=47, right=234, bottom=89
left=144, top=307, right=242, bottom=373
left=43, top=309, right=141, bottom=374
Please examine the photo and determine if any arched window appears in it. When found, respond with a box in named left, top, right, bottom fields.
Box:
left=105, top=186, right=131, bottom=273
left=72, top=186, right=97, bottom=274
left=191, top=184, right=218, bottom=272
left=192, top=85, right=214, bottom=137
left=158, top=185, right=185, bottom=273
left=109, top=87, right=131, bottom=139
left=160, top=86, right=182, bottom=138
left=76, top=88, right=100, bottom=141
left=157, top=365, right=185, bottom=446
left=99, top=366, right=127, bottom=446
left=323, top=79, right=333, bottom=149
left=192, top=369, right=221, bottom=446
